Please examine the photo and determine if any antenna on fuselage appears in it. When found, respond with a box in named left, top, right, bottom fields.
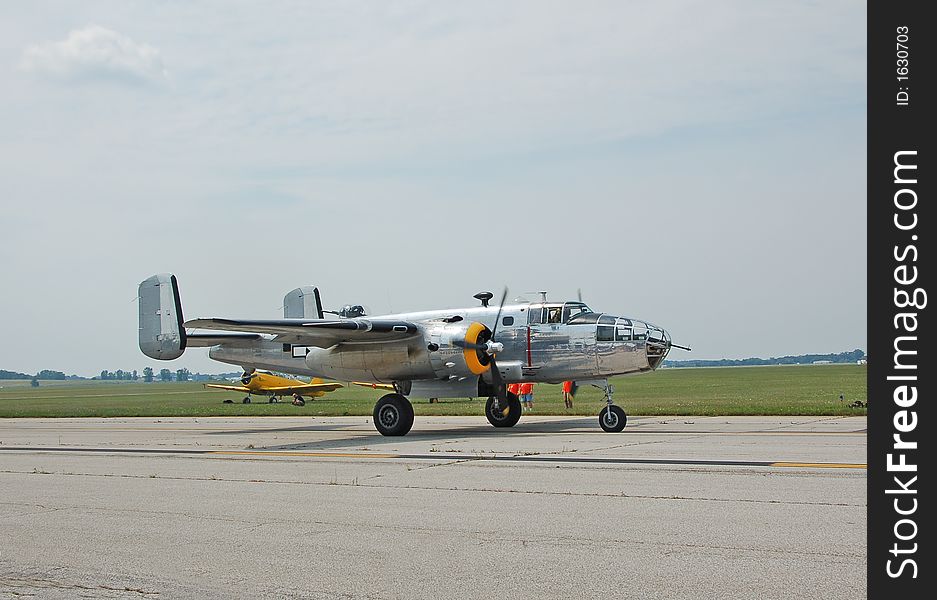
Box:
left=539, top=291, right=548, bottom=302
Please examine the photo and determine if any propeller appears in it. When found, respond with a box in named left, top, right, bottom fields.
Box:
left=452, top=288, right=509, bottom=403
left=240, top=367, right=256, bottom=385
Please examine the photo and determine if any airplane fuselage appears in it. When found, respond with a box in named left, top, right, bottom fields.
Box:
left=208, top=301, right=671, bottom=397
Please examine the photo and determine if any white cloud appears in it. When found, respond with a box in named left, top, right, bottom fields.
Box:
left=19, top=25, right=165, bottom=83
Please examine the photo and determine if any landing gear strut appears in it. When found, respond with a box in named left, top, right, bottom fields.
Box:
left=597, top=382, right=627, bottom=432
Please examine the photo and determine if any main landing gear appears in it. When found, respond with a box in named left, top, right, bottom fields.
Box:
left=597, top=381, right=627, bottom=432
left=485, top=392, right=522, bottom=428
left=373, top=393, right=414, bottom=436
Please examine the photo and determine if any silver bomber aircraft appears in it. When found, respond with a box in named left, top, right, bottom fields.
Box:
left=138, top=274, right=688, bottom=436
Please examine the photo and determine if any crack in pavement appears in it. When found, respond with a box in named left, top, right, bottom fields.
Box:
left=0, top=576, right=158, bottom=597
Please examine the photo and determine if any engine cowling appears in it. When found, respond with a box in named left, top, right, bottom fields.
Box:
left=425, top=321, right=493, bottom=380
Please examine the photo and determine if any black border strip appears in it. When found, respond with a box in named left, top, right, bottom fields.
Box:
left=868, top=1, right=932, bottom=596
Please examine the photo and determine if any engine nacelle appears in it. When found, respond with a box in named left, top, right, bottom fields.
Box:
left=424, top=321, right=493, bottom=381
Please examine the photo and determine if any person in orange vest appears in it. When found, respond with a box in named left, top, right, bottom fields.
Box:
left=507, top=383, right=521, bottom=398
left=562, top=380, right=574, bottom=409
left=519, top=382, right=535, bottom=411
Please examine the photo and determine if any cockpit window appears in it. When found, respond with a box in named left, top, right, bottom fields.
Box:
left=528, top=305, right=543, bottom=325
left=546, top=305, right=563, bottom=324
left=567, top=312, right=601, bottom=325
left=598, top=314, right=617, bottom=325
left=615, top=326, right=632, bottom=341
left=562, top=302, right=591, bottom=323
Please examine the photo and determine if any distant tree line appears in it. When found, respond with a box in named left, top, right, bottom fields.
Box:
left=98, top=369, right=139, bottom=381
left=3, top=367, right=214, bottom=383
left=665, top=349, right=866, bottom=368
left=97, top=368, right=193, bottom=382
left=1, top=369, right=69, bottom=380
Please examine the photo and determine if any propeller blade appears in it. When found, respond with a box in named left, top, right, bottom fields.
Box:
left=490, top=287, right=508, bottom=338
left=489, top=287, right=509, bottom=401
left=577, top=288, right=582, bottom=302
left=489, top=356, right=505, bottom=400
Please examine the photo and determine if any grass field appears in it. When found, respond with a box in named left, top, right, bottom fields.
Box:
left=0, top=365, right=867, bottom=418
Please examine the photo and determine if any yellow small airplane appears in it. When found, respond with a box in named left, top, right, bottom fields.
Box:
left=205, top=370, right=343, bottom=405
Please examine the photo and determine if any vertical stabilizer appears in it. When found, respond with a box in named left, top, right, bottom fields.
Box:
left=284, top=286, right=324, bottom=319
left=138, top=273, right=186, bottom=360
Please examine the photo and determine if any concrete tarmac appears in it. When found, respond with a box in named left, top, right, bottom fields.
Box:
left=0, top=416, right=866, bottom=599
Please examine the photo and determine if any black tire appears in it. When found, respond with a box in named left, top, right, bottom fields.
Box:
left=599, top=405, right=627, bottom=432
left=485, top=393, right=522, bottom=428
left=242, top=397, right=251, bottom=404
left=373, top=393, right=414, bottom=436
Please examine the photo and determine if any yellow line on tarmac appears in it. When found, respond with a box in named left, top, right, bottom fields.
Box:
left=770, top=462, right=866, bottom=469
left=209, top=450, right=399, bottom=459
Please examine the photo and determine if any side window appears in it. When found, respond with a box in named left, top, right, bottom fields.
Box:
left=528, top=306, right=543, bottom=325
left=615, top=326, right=632, bottom=341
left=547, top=306, right=562, bottom=324
left=502, top=316, right=514, bottom=326
left=597, top=325, right=614, bottom=342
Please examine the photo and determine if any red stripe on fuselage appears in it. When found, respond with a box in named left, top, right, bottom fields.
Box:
left=526, top=327, right=532, bottom=367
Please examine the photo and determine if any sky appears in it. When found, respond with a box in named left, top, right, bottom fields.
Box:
left=0, top=1, right=866, bottom=377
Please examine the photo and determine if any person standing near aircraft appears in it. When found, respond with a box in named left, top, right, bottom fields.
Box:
left=562, top=380, right=574, bottom=409
left=519, top=382, right=534, bottom=411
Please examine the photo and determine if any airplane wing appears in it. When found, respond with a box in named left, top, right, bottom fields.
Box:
left=186, top=333, right=263, bottom=347
left=184, top=318, right=420, bottom=348
left=261, top=382, right=344, bottom=394
left=204, top=383, right=251, bottom=393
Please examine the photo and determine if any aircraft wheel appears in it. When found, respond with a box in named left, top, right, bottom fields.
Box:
left=242, top=397, right=251, bottom=404
left=373, top=394, right=414, bottom=436
left=599, top=405, right=627, bottom=432
left=485, top=393, right=521, bottom=428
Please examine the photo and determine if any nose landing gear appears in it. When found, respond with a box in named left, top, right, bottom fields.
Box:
left=597, top=381, right=627, bottom=432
